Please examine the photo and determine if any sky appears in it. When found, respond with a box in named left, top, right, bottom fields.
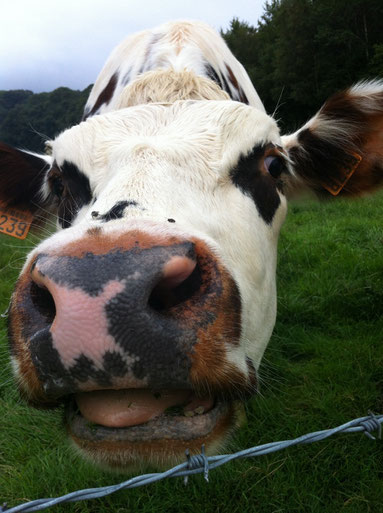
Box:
left=0, top=0, right=265, bottom=93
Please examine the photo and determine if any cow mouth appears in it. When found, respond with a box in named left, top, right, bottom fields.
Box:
left=67, top=389, right=216, bottom=436
left=65, top=389, right=241, bottom=468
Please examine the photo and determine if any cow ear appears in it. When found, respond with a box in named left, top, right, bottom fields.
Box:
left=0, top=142, right=52, bottom=212
left=281, top=80, right=383, bottom=198
left=0, top=142, right=53, bottom=234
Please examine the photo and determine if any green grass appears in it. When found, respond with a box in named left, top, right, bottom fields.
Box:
left=1, top=194, right=382, bottom=513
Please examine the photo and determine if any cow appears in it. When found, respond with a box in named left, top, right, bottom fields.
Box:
left=1, top=20, right=382, bottom=471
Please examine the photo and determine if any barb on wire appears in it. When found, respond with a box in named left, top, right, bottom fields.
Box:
left=184, top=444, right=209, bottom=485
left=1, top=412, right=382, bottom=513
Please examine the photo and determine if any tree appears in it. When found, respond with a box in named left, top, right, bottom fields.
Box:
left=222, top=0, right=383, bottom=132
left=0, top=86, right=92, bottom=152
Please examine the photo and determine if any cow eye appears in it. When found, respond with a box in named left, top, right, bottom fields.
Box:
left=51, top=175, right=64, bottom=198
left=264, top=156, right=286, bottom=178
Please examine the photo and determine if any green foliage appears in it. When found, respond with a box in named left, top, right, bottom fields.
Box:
left=369, top=43, right=383, bottom=75
left=0, top=90, right=33, bottom=119
left=222, top=0, right=383, bottom=131
left=0, top=86, right=92, bottom=152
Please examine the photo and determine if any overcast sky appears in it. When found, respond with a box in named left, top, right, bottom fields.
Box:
left=0, top=0, right=265, bottom=93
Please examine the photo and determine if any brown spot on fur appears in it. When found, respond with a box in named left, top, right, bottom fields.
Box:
left=48, top=230, right=184, bottom=257
left=185, top=241, right=245, bottom=395
left=288, top=86, right=383, bottom=198
left=346, top=115, right=383, bottom=195
left=225, top=64, right=249, bottom=104
left=86, top=72, right=119, bottom=118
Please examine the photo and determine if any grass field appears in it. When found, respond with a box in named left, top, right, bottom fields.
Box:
left=0, top=193, right=382, bottom=513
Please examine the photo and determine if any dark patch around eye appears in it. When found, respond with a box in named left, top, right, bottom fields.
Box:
left=230, top=145, right=281, bottom=225
left=54, top=161, right=92, bottom=229
left=99, top=200, right=139, bottom=222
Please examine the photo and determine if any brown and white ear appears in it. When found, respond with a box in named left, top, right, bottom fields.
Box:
left=0, top=141, right=52, bottom=215
left=282, top=80, right=383, bottom=198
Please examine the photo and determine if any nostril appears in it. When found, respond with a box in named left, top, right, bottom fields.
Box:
left=30, top=281, right=56, bottom=324
left=149, top=256, right=202, bottom=311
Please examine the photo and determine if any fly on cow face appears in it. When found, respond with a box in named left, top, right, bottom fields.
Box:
left=3, top=19, right=383, bottom=471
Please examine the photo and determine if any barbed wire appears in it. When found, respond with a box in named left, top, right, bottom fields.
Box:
left=1, top=412, right=381, bottom=513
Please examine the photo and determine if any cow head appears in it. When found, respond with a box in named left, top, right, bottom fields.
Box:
left=2, top=25, right=383, bottom=471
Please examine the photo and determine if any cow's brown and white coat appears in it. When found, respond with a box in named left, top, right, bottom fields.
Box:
left=1, top=20, right=383, bottom=470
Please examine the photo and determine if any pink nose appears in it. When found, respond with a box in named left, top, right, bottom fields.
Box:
left=30, top=253, right=197, bottom=372
left=26, top=236, right=214, bottom=398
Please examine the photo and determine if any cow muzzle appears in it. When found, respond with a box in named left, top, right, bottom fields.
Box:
left=8, top=230, right=253, bottom=469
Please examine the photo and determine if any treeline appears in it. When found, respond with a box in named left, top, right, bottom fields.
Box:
left=222, top=0, right=383, bottom=131
left=1, top=0, right=382, bottom=153
left=0, top=87, right=91, bottom=152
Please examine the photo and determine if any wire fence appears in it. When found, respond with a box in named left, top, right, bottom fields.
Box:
left=1, top=412, right=382, bottom=513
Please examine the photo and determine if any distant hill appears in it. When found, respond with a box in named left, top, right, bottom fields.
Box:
left=0, top=86, right=92, bottom=152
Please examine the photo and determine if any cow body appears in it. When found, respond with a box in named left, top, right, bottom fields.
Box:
left=2, top=21, right=383, bottom=470
left=83, top=20, right=264, bottom=118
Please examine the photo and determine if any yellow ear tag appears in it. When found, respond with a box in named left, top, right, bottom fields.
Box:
left=0, top=203, right=33, bottom=240
left=323, top=152, right=362, bottom=196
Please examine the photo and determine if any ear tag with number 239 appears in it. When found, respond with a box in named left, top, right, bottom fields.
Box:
left=0, top=202, right=33, bottom=240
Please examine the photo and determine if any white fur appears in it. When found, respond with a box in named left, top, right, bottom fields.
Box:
left=27, top=21, right=383, bottom=385
left=20, top=25, right=383, bottom=377
left=29, top=99, right=286, bottom=373
left=21, top=22, right=289, bottom=384
left=350, top=79, right=383, bottom=95
left=84, top=20, right=265, bottom=117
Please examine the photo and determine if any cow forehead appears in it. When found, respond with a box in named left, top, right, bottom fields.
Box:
left=51, top=100, right=281, bottom=178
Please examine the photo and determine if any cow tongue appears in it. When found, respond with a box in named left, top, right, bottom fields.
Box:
left=75, top=389, right=194, bottom=428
